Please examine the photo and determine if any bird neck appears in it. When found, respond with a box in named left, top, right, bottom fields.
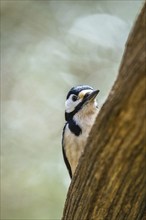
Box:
left=66, top=105, right=98, bottom=136
left=73, top=105, right=98, bottom=130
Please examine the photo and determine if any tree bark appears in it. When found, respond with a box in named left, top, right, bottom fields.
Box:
left=62, top=3, right=146, bottom=220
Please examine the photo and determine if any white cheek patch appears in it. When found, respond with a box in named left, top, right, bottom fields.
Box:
left=65, top=94, right=81, bottom=113
left=65, top=99, right=74, bottom=113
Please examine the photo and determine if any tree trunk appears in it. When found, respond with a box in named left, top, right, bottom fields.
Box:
left=62, top=3, right=146, bottom=220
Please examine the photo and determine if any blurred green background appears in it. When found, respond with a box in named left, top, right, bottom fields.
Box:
left=1, top=1, right=143, bottom=219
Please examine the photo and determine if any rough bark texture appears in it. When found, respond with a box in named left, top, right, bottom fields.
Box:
left=62, top=3, right=146, bottom=220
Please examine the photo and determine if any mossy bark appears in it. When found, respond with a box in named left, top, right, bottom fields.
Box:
left=62, top=3, right=146, bottom=220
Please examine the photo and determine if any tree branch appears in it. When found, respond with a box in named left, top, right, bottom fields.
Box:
left=62, top=3, right=146, bottom=220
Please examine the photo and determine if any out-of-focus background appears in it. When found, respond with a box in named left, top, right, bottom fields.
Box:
left=1, top=1, right=143, bottom=219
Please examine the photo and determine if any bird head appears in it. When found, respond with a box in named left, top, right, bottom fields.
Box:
left=65, top=85, right=99, bottom=121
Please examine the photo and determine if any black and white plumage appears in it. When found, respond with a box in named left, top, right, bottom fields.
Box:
left=62, top=85, right=99, bottom=178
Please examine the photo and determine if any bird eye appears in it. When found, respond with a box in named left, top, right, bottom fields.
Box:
left=72, top=95, right=78, bottom=102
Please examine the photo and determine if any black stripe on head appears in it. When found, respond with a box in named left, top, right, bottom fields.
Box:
left=66, top=85, right=93, bottom=99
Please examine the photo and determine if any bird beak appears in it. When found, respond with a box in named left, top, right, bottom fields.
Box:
left=84, top=89, right=100, bottom=104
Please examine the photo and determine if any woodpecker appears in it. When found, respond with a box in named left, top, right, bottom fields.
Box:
left=62, top=85, right=99, bottom=178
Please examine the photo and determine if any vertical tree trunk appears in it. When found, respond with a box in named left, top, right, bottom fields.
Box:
left=62, top=3, right=146, bottom=220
